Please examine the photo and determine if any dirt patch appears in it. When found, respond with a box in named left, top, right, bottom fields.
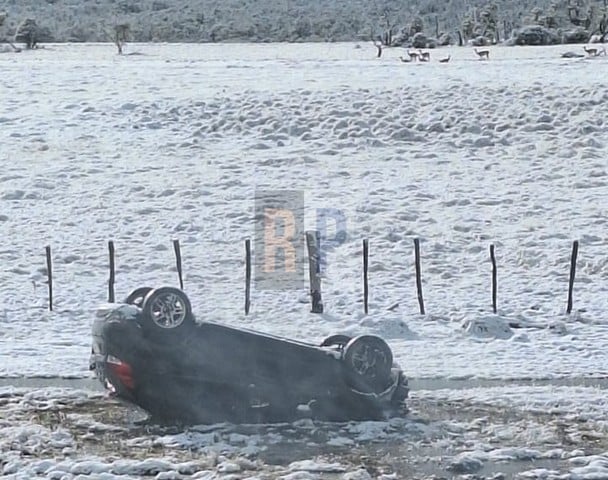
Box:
left=2, top=387, right=608, bottom=478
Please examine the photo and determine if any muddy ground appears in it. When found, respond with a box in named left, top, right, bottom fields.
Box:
left=2, top=384, right=607, bottom=479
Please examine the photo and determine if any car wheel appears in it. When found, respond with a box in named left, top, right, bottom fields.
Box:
left=124, top=287, right=153, bottom=307
left=320, top=334, right=352, bottom=350
left=141, top=287, right=193, bottom=332
left=342, top=335, right=393, bottom=393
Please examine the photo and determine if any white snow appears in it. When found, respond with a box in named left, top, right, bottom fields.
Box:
left=1, top=42, right=608, bottom=478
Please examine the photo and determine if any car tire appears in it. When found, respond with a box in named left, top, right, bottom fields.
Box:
left=320, top=334, right=352, bottom=350
left=124, top=287, right=154, bottom=307
left=342, top=335, right=393, bottom=394
left=141, top=287, right=193, bottom=333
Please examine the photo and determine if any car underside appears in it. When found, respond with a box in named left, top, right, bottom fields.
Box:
left=90, top=286, right=409, bottom=424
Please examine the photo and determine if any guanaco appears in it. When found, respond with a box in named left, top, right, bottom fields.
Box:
left=418, top=50, right=430, bottom=61
left=474, top=48, right=490, bottom=59
left=583, top=45, right=599, bottom=56
left=407, top=50, right=420, bottom=61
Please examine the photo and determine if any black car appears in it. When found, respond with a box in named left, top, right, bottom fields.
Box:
left=90, top=286, right=409, bottom=424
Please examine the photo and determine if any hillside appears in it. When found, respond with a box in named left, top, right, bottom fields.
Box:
left=0, top=0, right=606, bottom=45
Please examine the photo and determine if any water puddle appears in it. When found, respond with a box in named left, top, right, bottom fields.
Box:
left=412, top=376, right=608, bottom=391
left=1, top=376, right=607, bottom=391
left=0, top=376, right=102, bottom=390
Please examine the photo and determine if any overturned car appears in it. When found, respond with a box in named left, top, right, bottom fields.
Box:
left=90, top=286, right=409, bottom=424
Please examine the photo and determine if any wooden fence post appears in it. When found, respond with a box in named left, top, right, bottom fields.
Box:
left=490, top=244, right=497, bottom=314
left=567, top=240, right=579, bottom=314
left=108, top=240, right=116, bottom=303
left=45, top=246, right=53, bottom=311
left=363, top=239, right=369, bottom=314
left=414, top=238, right=425, bottom=315
left=306, top=231, right=323, bottom=313
left=245, top=239, right=251, bottom=315
left=173, top=239, right=184, bottom=290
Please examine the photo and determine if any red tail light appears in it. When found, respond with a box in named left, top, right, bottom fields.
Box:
left=107, top=355, right=135, bottom=390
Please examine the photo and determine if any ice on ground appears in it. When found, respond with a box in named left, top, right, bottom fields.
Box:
left=462, top=315, right=514, bottom=340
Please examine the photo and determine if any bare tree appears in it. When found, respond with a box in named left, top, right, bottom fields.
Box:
left=408, top=15, right=424, bottom=37
left=567, top=0, right=591, bottom=27
left=113, top=23, right=130, bottom=54
left=14, top=18, right=38, bottom=49
left=461, top=17, right=474, bottom=42
left=531, top=7, right=543, bottom=23
left=379, top=8, right=399, bottom=46
left=370, top=1, right=403, bottom=47
left=588, top=9, right=608, bottom=41
left=600, top=13, right=608, bottom=41
left=0, top=12, right=20, bottom=51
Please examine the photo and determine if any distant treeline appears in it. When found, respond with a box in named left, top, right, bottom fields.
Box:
left=0, top=0, right=606, bottom=45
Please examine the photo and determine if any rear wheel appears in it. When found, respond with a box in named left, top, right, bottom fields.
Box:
left=141, top=287, right=193, bottom=333
left=124, top=287, right=153, bottom=307
left=342, top=335, right=393, bottom=394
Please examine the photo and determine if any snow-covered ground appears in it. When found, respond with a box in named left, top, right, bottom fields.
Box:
left=1, top=42, right=608, bottom=478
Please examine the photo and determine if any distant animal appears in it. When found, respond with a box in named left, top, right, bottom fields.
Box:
left=439, top=55, right=451, bottom=63
left=474, top=48, right=490, bottom=60
left=418, top=50, right=430, bottom=62
left=583, top=45, right=599, bottom=56
left=584, top=45, right=607, bottom=57
left=407, top=50, right=421, bottom=61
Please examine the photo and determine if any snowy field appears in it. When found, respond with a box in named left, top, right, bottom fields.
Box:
left=1, top=42, right=608, bottom=478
